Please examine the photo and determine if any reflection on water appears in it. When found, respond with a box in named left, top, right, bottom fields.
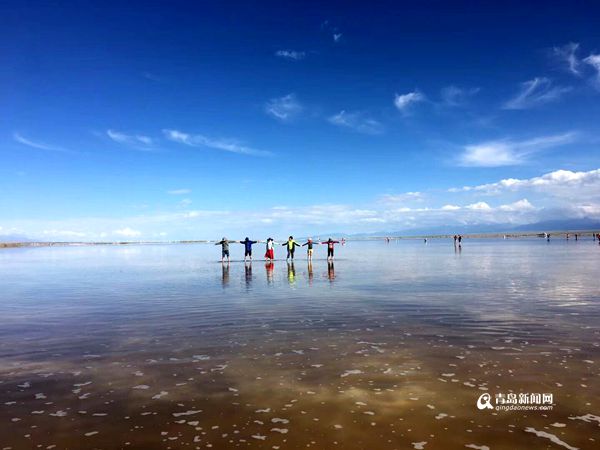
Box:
left=0, top=240, right=599, bottom=449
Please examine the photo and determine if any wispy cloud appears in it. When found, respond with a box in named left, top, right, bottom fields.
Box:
left=457, top=132, right=578, bottom=167
left=503, top=77, right=572, bottom=110
left=328, top=110, right=384, bottom=135
left=107, top=130, right=155, bottom=150
left=394, top=91, right=425, bottom=113
left=13, top=132, right=71, bottom=153
left=333, top=33, right=343, bottom=43
left=584, top=53, right=600, bottom=88
left=552, top=42, right=582, bottom=75
left=275, top=50, right=306, bottom=60
left=168, top=189, right=191, bottom=195
left=440, top=85, right=480, bottom=107
left=264, top=93, right=302, bottom=121
left=163, top=129, right=272, bottom=157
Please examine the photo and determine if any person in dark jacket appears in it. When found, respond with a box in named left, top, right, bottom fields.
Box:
left=321, top=238, right=340, bottom=260
left=240, top=237, right=258, bottom=262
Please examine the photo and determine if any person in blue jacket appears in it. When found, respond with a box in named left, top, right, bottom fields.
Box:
left=240, top=237, right=259, bottom=262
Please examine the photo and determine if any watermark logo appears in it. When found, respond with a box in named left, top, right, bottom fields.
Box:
left=476, top=392, right=554, bottom=411
left=476, top=393, right=493, bottom=410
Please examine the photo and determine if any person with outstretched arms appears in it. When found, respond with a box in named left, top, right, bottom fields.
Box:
left=215, top=237, right=233, bottom=263
left=302, top=238, right=315, bottom=261
left=321, top=238, right=340, bottom=260
left=282, top=236, right=301, bottom=260
left=240, top=237, right=259, bottom=262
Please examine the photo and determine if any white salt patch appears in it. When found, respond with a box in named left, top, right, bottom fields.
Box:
left=73, top=382, right=91, bottom=387
left=552, top=423, right=567, bottom=428
left=49, top=411, right=67, bottom=417
left=363, top=411, right=375, bottom=416
left=426, top=405, right=435, bottom=410
left=228, top=387, right=238, bottom=392
left=355, top=402, right=367, bottom=406
left=31, top=411, right=44, bottom=414
left=252, top=435, right=266, bottom=440
left=311, top=364, right=323, bottom=368
left=79, top=393, right=91, bottom=400
left=583, top=360, right=594, bottom=364
left=441, top=373, right=455, bottom=377
left=84, top=431, right=98, bottom=437
left=271, top=428, right=288, bottom=434
left=92, top=413, right=107, bottom=417
left=35, top=393, right=46, bottom=399
left=152, top=391, right=168, bottom=400
left=133, top=371, right=144, bottom=377
left=187, top=421, right=199, bottom=426
left=334, top=424, right=343, bottom=429
left=172, top=410, right=202, bottom=417
left=524, top=427, right=578, bottom=450
left=412, top=442, right=427, bottom=449
left=18, top=382, right=31, bottom=389
left=132, top=385, right=150, bottom=390
left=193, top=355, right=210, bottom=360
left=435, top=413, right=448, bottom=420
left=465, top=445, right=490, bottom=450
left=341, top=369, right=363, bottom=378
left=255, top=408, right=271, bottom=413
left=271, top=418, right=289, bottom=424
left=568, top=414, right=600, bottom=424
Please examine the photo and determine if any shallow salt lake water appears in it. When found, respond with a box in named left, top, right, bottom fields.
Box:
left=0, top=239, right=599, bottom=449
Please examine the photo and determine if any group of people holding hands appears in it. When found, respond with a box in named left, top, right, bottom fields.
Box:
left=215, top=236, right=343, bottom=262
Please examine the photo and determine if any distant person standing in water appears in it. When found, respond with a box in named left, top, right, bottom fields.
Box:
left=302, top=238, right=315, bottom=261
left=282, top=236, right=301, bottom=260
left=321, top=238, right=340, bottom=260
left=215, top=237, right=232, bottom=262
left=453, top=235, right=458, bottom=246
left=264, top=238, right=276, bottom=261
left=240, top=237, right=258, bottom=262
left=547, top=233, right=551, bottom=242
left=458, top=235, right=462, bottom=246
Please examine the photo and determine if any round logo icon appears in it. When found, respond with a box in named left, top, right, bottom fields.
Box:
left=477, top=393, right=493, bottom=410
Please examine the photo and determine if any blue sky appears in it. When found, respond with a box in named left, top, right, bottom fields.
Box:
left=2, top=1, right=600, bottom=240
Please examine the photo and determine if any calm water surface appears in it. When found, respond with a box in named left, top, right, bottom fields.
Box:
left=1, top=239, right=599, bottom=449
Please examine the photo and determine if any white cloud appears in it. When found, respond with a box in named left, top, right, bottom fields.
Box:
left=41, top=229, right=87, bottom=238
left=380, top=192, right=424, bottom=203
left=394, top=91, right=425, bottom=112
left=466, top=201, right=491, bottom=211
left=552, top=42, right=581, bottom=75
left=168, top=189, right=191, bottom=195
left=458, top=132, right=577, bottom=167
left=328, top=110, right=384, bottom=135
left=584, top=53, right=600, bottom=88
left=456, top=168, right=600, bottom=198
left=107, top=130, right=154, bottom=150
left=275, top=50, right=306, bottom=60
left=114, top=227, right=141, bottom=238
left=13, top=132, right=70, bottom=153
left=179, top=198, right=192, bottom=207
left=441, top=204, right=460, bottom=211
left=503, top=77, right=572, bottom=110
left=440, top=85, right=480, bottom=107
left=163, top=129, right=272, bottom=157
left=498, top=199, right=535, bottom=212
left=264, top=93, right=302, bottom=121
left=333, top=33, right=343, bottom=42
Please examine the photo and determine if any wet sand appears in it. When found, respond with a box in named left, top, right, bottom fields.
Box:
left=1, top=240, right=599, bottom=449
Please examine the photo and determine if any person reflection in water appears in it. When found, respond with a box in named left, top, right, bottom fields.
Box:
left=244, top=262, right=252, bottom=288
left=221, top=261, right=230, bottom=286
left=265, top=261, right=274, bottom=285
left=307, top=260, right=314, bottom=285
left=287, top=261, right=296, bottom=285
left=327, top=260, right=335, bottom=282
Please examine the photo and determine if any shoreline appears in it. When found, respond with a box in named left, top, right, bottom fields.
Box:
left=2, top=229, right=598, bottom=249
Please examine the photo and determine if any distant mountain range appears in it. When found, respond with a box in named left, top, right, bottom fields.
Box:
left=331, top=218, right=600, bottom=238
